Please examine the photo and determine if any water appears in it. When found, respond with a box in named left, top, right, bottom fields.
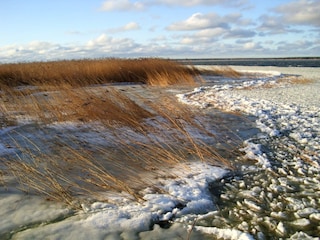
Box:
left=176, top=57, right=320, bottom=68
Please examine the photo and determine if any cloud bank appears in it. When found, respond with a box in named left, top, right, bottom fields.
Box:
left=1, top=0, right=319, bottom=63
left=99, top=0, right=249, bottom=11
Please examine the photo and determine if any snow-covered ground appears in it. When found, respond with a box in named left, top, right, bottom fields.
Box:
left=1, top=66, right=319, bottom=239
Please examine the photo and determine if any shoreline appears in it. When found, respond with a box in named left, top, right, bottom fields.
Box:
left=176, top=66, right=320, bottom=238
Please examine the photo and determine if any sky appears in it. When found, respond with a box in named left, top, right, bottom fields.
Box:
left=1, top=0, right=320, bottom=62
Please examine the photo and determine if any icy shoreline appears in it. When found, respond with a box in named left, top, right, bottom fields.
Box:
left=1, top=66, right=319, bottom=239
left=1, top=162, right=229, bottom=239
left=177, top=66, right=320, bottom=238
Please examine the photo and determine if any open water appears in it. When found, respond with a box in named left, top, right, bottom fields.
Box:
left=176, top=57, right=320, bottom=68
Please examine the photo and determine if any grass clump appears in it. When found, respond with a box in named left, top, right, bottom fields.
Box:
left=0, top=58, right=198, bottom=87
left=0, top=58, right=236, bottom=208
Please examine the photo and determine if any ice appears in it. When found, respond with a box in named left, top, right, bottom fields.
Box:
left=83, top=207, right=153, bottom=233
left=290, top=218, right=311, bottom=229
left=309, top=213, right=320, bottom=222
left=276, top=221, right=286, bottom=236
left=295, top=208, right=318, bottom=218
left=239, top=141, right=271, bottom=168
left=0, top=192, right=71, bottom=236
left=176, top=67, right=320, bottom=238
left=289, top=231, right=319, bottom=240
left=243, top=199, right=262, bottom=212
left=79, top=162, right=228, bottom=234
left=2, top=162, right=228, bottom=238
left=194, top=226, right=254, bottom=240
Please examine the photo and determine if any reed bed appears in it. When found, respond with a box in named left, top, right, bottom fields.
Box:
left=1, top=90, right=232, bottom=207
left=0, top=58, right=236, bottom=208
left=0, top=58, right=198, bottom=87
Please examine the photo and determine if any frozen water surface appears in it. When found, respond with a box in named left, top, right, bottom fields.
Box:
left=177, top=66, right=320, bottom=239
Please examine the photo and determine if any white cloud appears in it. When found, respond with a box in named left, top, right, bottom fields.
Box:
left=85, top=34, right=141, bottom=56
left=196, top=28, right=227, bottom=38
left=108, top=22, right=141, bottom=33
left=178, top=28, right=226, bottom=45
left=27, top=41, right=58, bottom=51
left=257, top=1, right=320, bottom=36
left=150, top=35, right=167, bottom=41
left=0, top=42, right=62, bottom=62
left=167, top=12, right=231, bottom=31
left=243, top=41, right=257, bottom=50
left=276, top=39, right=318, bottom=53
left=0, top=36, right=139, bottom=63
left=87, top=34, right=108, bottom=47
left=1, top=31, right=319, bottom=63
left=223, top=28, right=256, bottom=39
left=180, top=37, right=196, bottom=45
left=152, top=0, right=248, bottom=7
left=100, top=0, right=249, bottom=11
left=166, top=12, right=255, bottom=43
left=177, top=26, right=254, bottom=46
left=275, top=0, right=320, bottom=27
left=167, top=12, right=251, bottom=32
left=123, top=22, right=140, bottom=30
left=258, top=15, right=287, bottom=34
left=100, top=0, right=144, bottom=11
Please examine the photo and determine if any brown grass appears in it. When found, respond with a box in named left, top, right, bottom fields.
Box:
left=0, top=58, right=236, bottom=208
left=0, top=58, right=198, bottom=87
left=1, top=92, right=232, bottom=207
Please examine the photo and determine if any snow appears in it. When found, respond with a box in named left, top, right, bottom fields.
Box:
left=194, top=226, right=254, bottom=240
left=239, top=140, right=271, bottom=168
left=1, top=161, right=230, bottom=239
left=0, top=191, right=71, bottom=237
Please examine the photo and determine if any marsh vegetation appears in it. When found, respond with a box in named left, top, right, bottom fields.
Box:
left=0, top=58, right=240, bottom=207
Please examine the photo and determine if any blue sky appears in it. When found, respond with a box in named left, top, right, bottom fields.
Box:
left=1, top=0, right=319, bottom=62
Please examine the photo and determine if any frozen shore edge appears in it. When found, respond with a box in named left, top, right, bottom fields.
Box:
left=176, top=66, right=320, bottom=239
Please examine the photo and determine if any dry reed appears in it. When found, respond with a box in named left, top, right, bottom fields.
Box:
left=0, top=58, right=237, bottom=207
left=0, top=58, right=198, bottom=87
